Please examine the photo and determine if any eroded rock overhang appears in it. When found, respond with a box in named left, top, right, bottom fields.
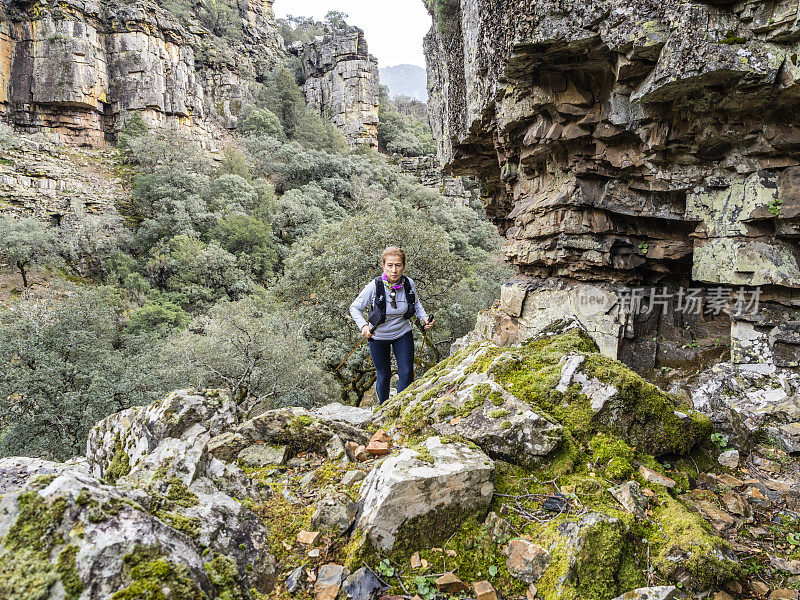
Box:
left=425, top=0, right=800, bottom=377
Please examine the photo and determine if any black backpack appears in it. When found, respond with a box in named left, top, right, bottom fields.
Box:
left=367, top=276, right=415, bottom=328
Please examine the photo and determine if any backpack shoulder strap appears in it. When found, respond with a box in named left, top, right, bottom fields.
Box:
left=368, top=276, right=386, bottom=327
left=373, top=277, right=385, bottom=308
left=403, top=276, right=415, bottom=319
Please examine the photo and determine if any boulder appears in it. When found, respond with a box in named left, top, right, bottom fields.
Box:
left=311, top=403, right=375, bottom=428
left=207, top=432, right=249, bottom=462
left=504, top=539, right=551, bottom=583
left=238, top=444, right=287, bottom=468
left=718, top=449, right=740, bottom=469
left=237, top=407, right=371, bottom=455
left=86, top=389, right=241, bottom=490
left=355, top=436, right=494, bottom=551
left=341, top=470, right=366, bottom=486
left=0, top=471, right=275, bottom=599
left=315, top=563, right=349, bottom=600
left=374, top=326, right=709, bottom=464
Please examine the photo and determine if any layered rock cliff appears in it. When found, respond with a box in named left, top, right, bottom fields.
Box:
left=296, top=26, right=380, bottom=148
left=424, top=0, right=800, bottom=378
left=0, top=0, right=282, bottom=147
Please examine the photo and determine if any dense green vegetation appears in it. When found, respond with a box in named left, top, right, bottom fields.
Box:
left=378, top=87, right=436, bottom=156
left=0, top=63, right=508, bottom=460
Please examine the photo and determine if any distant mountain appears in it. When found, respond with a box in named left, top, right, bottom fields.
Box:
left=379, top=64, right=428, bottom=101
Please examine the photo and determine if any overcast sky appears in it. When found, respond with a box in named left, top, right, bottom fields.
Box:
left=273, top=0, right=432, bottom=69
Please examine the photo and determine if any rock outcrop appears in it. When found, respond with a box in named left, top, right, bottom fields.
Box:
left=0, top=0, right=282, bottom=147
left=373, top=319, right=711, bottom=465
left=424, top=0, right=800, bottom=377
left=0, top=131, right=123, bottom=219
left=296, top=26, right=380, bottom=148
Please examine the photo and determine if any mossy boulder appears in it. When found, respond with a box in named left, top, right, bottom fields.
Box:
left=87, top=389, right=240, bottom=488
left=374, top=322, right=710, bottom=464
left=692, top=361, right=800, bottom=453
left=372, top=344, right=563, bottom=467
left=533, top=512, right=639, bottom=600
left=236, top=407, right=371, bottom=456
left=355, top=436, right=494, bottom=552
left=0, top=471, right=217, bottom=599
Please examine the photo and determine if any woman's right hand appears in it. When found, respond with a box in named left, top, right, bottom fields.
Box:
left=361, top=325, right=374, bottom=338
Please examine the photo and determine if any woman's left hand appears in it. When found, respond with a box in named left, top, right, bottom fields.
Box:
left=423, top=317, right=434, bottom=331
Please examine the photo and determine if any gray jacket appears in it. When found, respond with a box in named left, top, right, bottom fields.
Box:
left=349, top=276, right=429, bottom=341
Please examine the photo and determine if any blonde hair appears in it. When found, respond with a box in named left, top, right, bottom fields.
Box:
left=380, top=246, right=406, bottom=266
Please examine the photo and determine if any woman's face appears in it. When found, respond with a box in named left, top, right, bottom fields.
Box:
left=383, top=255, right=405, bottom=283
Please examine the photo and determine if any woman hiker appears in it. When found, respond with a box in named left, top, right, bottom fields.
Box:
left=349, top=246, right=434, bottom=406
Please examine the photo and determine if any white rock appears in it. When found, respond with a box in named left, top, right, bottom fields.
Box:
left=718, top=449, right=740, bottom=468
left=356, top=437, right=494, bottom=551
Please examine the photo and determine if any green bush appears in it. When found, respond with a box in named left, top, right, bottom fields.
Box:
left=0, top=287, right=177, bottom=460
left=240, top=108, right=285, bottom=139
left=378, top=87, right=435, bottom=156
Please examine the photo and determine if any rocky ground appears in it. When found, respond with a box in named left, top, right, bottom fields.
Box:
left=3, top=319, right=800, bottom=599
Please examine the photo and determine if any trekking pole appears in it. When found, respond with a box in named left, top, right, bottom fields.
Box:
left=335, top=325, right=376, bottom=371
left=414, top=314, right=434, bottom=379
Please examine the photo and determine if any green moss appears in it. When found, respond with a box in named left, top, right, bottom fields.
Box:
left=314, top=461, right=346, bottom=486
left=204, top=553, right=242, bottom=598
left=471, top=383, right=491, bottom=402
left=489, top=391, right=505, bottom=406
left=397, top=400, right=435, bottom=433
left=648, top=497, right=740, bottom=590
left=0, top=491, right=77, bottom=600
left=718, top=30, right=747, bottom=44
left=390, top=502, right=488, bottom=555
left=581, top=354, right=703, bottom=455
left=289, top=415, right=314, bottom=432
left=489, top=409, right=509, bottom=419
left=250, top=481, right=314, bottom=563
left=342, top=529, right=370, bottom=571
left=56, top=545, right=82, bottom=600
left=528, top=514, right=643, bottom=600
left=106, top=433, right=131, bottom=485
left=31, top=474, right=57, bottom=487
left=574, top=519, right=637, bottom=599
left=500, top=420, right=512, bottom=429
left=111, top=545, right=206, bottom=600
left=437, top=403, right=457, bottom=418
left=154, top=511, right=202, bottom=540
left=164, top=478, right=199, bottom=508
left=0, top=547, right=60, bottom=599
left=589, top=434, right=634, bottom=480
left=144, top=479, right=201, bottom=540
left=5, top=492, right=67, bottom=551
left=409, top=443, right=435, bottom=464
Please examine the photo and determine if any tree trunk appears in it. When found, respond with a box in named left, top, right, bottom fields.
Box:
left=17, top=262, right=28, bottom=288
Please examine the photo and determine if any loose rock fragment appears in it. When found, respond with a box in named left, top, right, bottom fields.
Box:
left=638, top=466, right=676, bottom=488
left=504, top=539, right=551, bottom=583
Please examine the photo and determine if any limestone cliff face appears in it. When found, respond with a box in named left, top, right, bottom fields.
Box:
left=425, top=0, right=800, bottom=375
left=296, top=26, right=380, bottom=148
left=0, top=0, right=282, bottom=147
